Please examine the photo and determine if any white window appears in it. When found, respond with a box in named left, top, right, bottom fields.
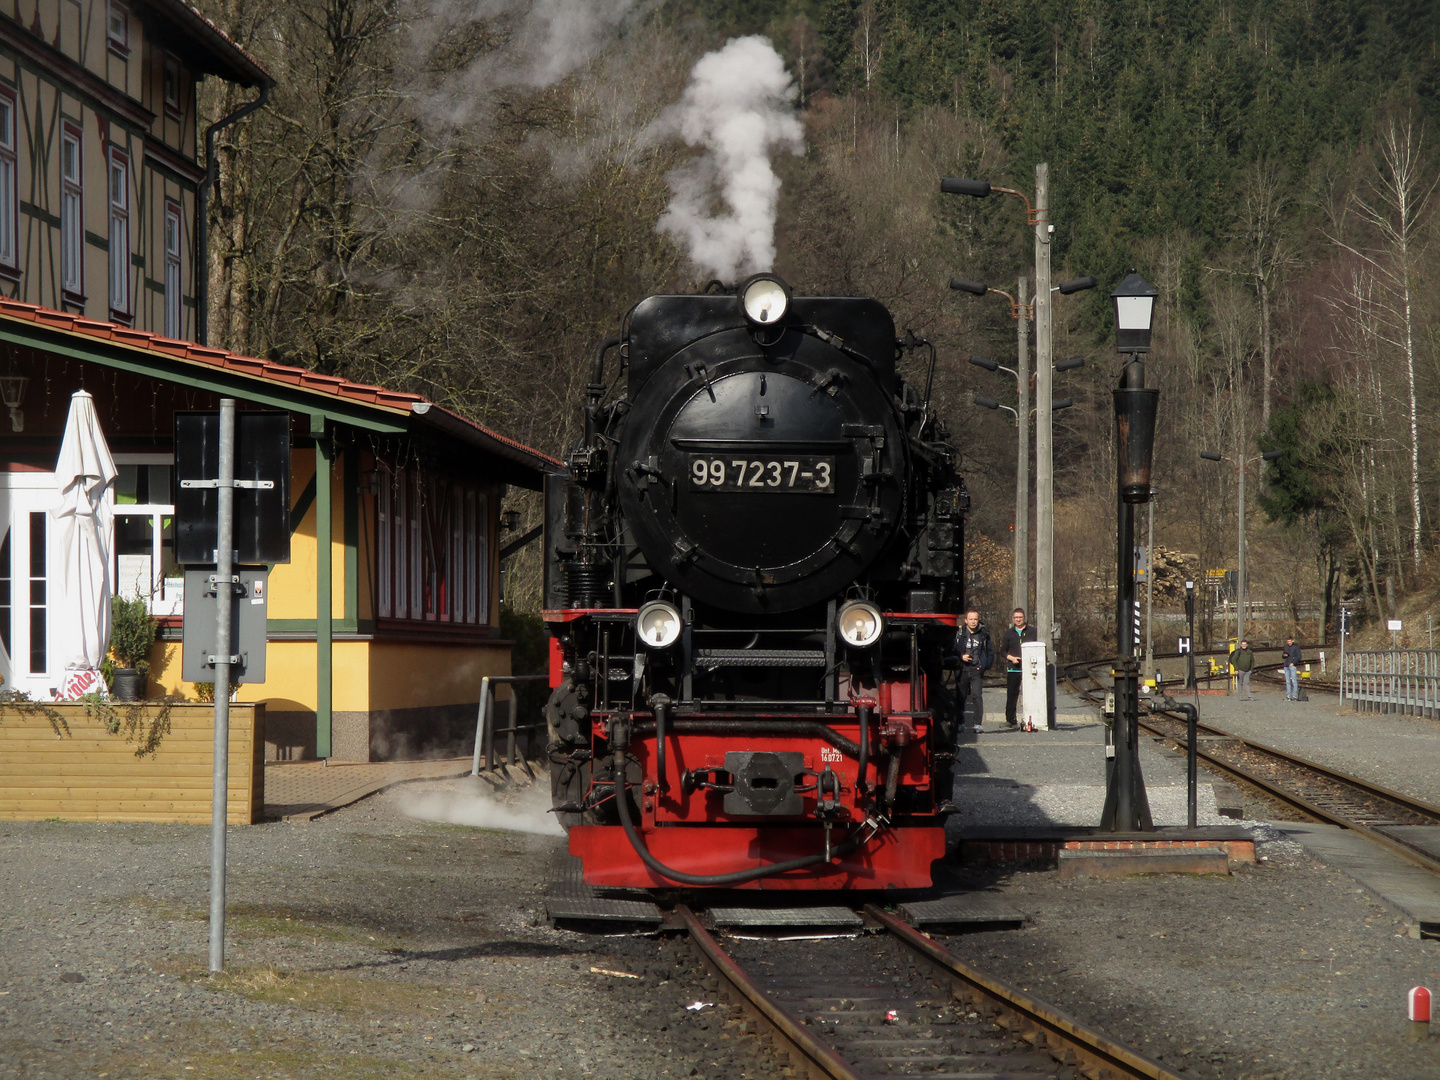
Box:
left=0, top=89, right=15, bottom=271
left=106, top=1, right=129, bottom=55
left=111, top=456, right=181, bottom=617
left=164, top=203, right=181, bottom=338
left=108, top=149, right=129, bottom=318
left=163, top=56, right=180, bottom=116
left=60, top=125, right=82, bottom=298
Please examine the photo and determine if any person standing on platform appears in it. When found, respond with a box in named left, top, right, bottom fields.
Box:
left=955, top=608, right=993, bottom=732
left=1002, top=608, right=1036, bottom=728
left=1232, top=639, right=1256, bottom=700
left=1282, top=635, right=1302, bottom=700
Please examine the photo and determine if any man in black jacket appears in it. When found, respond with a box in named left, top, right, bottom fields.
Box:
left=955, top=608, right=993, bottom=731
left=1002, top=608, right=1037, bottom=728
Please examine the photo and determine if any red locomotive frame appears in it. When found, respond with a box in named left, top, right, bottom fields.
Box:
left=545, top=609, right=954, bottom=890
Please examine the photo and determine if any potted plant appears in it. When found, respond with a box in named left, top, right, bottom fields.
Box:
left=109, top=593, right=157, bottom=702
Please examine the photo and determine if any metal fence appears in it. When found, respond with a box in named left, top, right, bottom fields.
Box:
left=1342, top=650, right=1440, bottom=718
left=471, top=674, right=551, bottom=775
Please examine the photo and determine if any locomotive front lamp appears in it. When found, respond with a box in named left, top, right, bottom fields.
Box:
left=837, top=600, right=883, bottom=649
left=637, top=600, right=682, bottom=649
left=1111, top=271, right=1158, bottom=353
left=739, top=274, right=791, bottom=326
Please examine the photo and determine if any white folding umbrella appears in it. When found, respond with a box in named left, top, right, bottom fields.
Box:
left=52, top=390, right=117, bottom=671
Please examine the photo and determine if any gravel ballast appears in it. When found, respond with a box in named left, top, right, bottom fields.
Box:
left=2, top=771, right=1439, bottom=1079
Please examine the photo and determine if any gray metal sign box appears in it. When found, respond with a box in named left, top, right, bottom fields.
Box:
left=181, top=568, right=269, bottom=684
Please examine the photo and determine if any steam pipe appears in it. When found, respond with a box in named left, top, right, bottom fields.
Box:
left=585, top=335, right=622, bottom=444
left=884, top=754, right=901, bottom=810
left=196, top=84, right=270, bottom=346
left=592, top=334, right=623, bottom=384
left=856, top=704, right=871, bottom=794
left=651, top=694, right=671, bottom=793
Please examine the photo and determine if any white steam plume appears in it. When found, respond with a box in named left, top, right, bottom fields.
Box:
left=401, top=780, right=564, bottom=836
left=649, top=36, right=804, bottom=281
left=414, top=0, right=643, bottom=127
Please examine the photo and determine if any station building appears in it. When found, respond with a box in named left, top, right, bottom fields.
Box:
left=0, top=2, right=558, bottom=762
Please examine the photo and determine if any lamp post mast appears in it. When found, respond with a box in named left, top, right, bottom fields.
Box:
left=1237, top=437, right=1247, bottom=646
left=1034, top=164, right=1054, bottom=645
left=1014, top=276, right=1031, bottom=613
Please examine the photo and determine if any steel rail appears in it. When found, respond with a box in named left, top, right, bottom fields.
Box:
left=1132, top=715, right=1440, bottom=878
left=866, top=906, right=1191, bottom=1080
left=675, top=905, right=863, bottom=1080
left=1142, top=713, right=1440, bottom=822
left=1064, top=661, right=1440, bottom=878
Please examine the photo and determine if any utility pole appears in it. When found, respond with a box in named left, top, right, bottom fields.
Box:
left=1033, top=163, right=1054, bottom=647
left=209, top=398, right=235, bottom=973
left=1014, top=276, right=1031, bottom=614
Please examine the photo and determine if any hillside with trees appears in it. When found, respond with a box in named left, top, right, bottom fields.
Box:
left=196, top=0, right=1440, bottom=654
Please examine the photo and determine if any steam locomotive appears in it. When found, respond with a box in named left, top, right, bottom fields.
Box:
left=542, top=275, right=968, bottom=889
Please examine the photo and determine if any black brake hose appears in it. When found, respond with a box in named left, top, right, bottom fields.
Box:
left=611, top=748, right=865, bottom=887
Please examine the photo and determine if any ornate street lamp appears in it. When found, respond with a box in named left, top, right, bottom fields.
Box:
left=1103, top=270, right=1159, bottom=833
left=1111, top=271, right=1158, bottom=353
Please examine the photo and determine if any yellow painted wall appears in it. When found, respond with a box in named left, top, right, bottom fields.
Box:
left=149, top=638, right=511, bottom=713
left=270, top=448, right=346, bottom=621
left=367, top=641, right=511, bottom=711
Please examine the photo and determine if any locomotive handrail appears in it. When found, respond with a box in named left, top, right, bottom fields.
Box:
left=627, top=717, right=862, bottom=758
left=471, top=674, right=551, bottom=777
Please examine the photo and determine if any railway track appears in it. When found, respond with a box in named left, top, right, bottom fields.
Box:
left=1064, top=660, right=1440, bottom=876
left=676, top=904, right=1188, bottom=1080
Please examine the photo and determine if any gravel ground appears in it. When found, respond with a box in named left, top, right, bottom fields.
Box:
left=4, top=771, right=1440, bottom=1079
left=937, top=835, right=1440, bottom=1079
left=0, top=776, right=781, bottom=1080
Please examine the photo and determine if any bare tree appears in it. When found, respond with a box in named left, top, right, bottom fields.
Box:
left=1325, top=114, right=1438, bottom=569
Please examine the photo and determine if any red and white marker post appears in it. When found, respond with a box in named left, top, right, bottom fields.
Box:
left=1409, top=986, right=1431, bottom=1040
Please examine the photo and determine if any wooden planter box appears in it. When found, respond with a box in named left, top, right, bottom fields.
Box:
left=0, top=703, right=265, bottom=824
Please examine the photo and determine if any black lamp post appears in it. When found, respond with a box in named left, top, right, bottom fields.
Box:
left=1102, top=271, right=1159, bottom=834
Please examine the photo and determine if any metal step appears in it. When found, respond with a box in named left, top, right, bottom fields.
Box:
left=708, top=905, right=863, bottom=930
left=898, top=892, right=1026, bottom=930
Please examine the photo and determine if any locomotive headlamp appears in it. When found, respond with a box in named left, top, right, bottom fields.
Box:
left=637, top=601, right=682, bottom=649
left=837, top=600, right=883, bottom=649
left=739, top=274, right=791, bottom=326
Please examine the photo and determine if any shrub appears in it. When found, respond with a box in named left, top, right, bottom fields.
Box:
left=110, top=594, right=157, bottom=675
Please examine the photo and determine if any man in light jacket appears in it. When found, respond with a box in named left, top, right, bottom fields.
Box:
left=1001, top=608, right=1036, bottom=728
left=1282, top=635, right=1302, bottom=700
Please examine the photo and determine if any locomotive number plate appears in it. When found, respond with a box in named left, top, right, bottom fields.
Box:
left=687, top=455, right=835, bottom=493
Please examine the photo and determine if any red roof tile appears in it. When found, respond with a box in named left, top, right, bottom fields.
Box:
left=0, top=298, right=562, bottom=471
